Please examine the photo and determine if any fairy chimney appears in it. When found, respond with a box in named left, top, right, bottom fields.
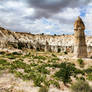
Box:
left=74, top=16, right=87, bottom=58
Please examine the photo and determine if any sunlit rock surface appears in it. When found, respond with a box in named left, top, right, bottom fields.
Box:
left=0, top=26, right=92, bottom=53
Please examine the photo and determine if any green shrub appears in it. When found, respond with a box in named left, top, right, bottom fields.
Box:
left=87, top=74, right=92, bottom=81
left=33, top=56, right=46, bottom=60
left=0, top=59, right=8, bottom=65
left=84, top=67, right=92, bottom=74
left=8, top=55, right=16, bottom=59
left=48, top=63, right=59, bottom=68
left=11, top=60, right=27, bottom=69
left=77, top=76, right=85, bottom=81
left=39, top=86, right=48, bottom=92
left=51, top=57, right=59, bottom=61
left=54, top=62, right=84, bottom=84
left=33, top=74, right=45, bottom=87
left=54, top=62, right=75, bottom=84
left=48, top=80, right=60, bottom=88
left=0, top=51, right=5, bottom=55
left=0, top=59, right=10, bottom=69
left=84, top=67, right=92, bottom=81
left=74, top=69, right=85, bottom=75
left=24, top=67, right=32, bottom=73
left=37, top=66, right=50, bottom=74
left=5, top=53, right=17, bottom=59
left=71, top=80, right=92, bottom=92
left=77, top=58, right=83, bottom=65
left=12, top=52, right=22, bottom=55
left=77, top=58, right=83, bottom=64
left=14, top=71, right=23, bottom=78
left=77, top=59, right=84, bottom=67
left=52, top=54, right=56, bottom=57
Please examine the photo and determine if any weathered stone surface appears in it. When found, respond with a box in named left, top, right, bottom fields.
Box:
left=0, top=26, right=92, bottom=53
left=74, top=16, right=87, bottom=58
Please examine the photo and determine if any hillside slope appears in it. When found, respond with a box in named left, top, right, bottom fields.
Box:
left=0, top=26, right=92, bottom=53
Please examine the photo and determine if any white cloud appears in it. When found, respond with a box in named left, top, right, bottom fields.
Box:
left=0, top=0, right=35, bottom=32
left=23, top=8, right=35, bottom=17
left=0, top=0, right=92, bottom=36
left=6, top=1, right=24, bottom=9
left=53, top=8, right=80, bottom=20
left=83, top=6, right=92, bottom=35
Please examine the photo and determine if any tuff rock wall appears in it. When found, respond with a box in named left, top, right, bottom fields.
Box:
left=0, top=27, right=92, bottom=53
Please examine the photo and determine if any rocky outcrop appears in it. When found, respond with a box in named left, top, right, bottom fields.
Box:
left=74, top=16, right=87, bottom=58
left=0, top=26, right=92, bottom=53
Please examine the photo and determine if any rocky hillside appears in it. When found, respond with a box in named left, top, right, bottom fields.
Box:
left=0, top=26, right=92, bottom=53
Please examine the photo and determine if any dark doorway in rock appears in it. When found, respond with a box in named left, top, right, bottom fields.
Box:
left=36, top=47, right=40, bottom=51
left=30, top=45, right=33, bottom=49
left=58, top=48, right=61, bottom=53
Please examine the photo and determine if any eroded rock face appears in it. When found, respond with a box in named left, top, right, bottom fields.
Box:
left=74, top=16, right=87, bottom=58
left=0, top=26, right=91, bottom=53
left=0, top=27, right=74, bottom=52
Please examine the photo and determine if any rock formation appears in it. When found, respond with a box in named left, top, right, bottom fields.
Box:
left=74, top=16, right=87, bottom=58
left=0, top=26, right=92, bottom=54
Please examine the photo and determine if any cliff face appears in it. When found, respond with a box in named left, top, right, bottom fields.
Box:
left=0, top=26, right=92, bottom=53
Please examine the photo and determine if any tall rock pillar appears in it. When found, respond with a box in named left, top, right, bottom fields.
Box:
left=74, top=16, right=87, bottom=58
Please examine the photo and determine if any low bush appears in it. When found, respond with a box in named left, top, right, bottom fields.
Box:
left=14, top=71, right=23, bottom=78
left=8, top=55, right=16, bottom=59
left=84, top=67, right=92, bottom=74
left=51, top=57, right=59, bottom=61
left=0, top=51, right=5, bottom=55
left=12, top=52, right=22, bottom=55
left=37, top=66, right=50, bottom=74
left=77, top=59, right=84, bottom=67
left=87, top=74, right=92, bottom=81
left=11, top=60, right=27, bottom=69
left=52, top=54, right=56, bottom=57
left=54, top=62, right=84, bottom=84
left=39, top=86, right=48, bottom=92
left=0, top=59, right=8, bottom=65
left=33, top=73, right=46, bottom=87
left=33, top=56, right=46, bottom=60
left=71, top=80, right=92, bottom=92
left=48, top=80, right=60, bottom=88
left=54, top=62, right=75, bottom=84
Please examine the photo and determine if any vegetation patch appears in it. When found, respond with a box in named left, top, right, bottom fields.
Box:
left=71, top=80, right=92, bottom=92
left=39, top=86, right=48, bottom=92
left=54, top=62, right=84, bottom=84
left=77, top=58, right=84, bottom=67
left=0, top=50, right=92, bottom=91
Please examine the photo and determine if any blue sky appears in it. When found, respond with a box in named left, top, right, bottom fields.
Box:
left=0, top=0, right=92, bottom=35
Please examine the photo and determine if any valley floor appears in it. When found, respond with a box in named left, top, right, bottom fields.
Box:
left=0, top=48, right=92, bottom=92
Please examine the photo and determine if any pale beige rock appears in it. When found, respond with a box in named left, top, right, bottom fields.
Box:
left=0, top=26, right=92, bottom=53
left=74, top=16, right=87, bottom=58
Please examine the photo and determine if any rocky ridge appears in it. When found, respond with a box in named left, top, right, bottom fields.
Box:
left=0, top=26, right=92, bottom=53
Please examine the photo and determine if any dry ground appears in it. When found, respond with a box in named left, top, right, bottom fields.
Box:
left=0, top=48, right=92, bottom=92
